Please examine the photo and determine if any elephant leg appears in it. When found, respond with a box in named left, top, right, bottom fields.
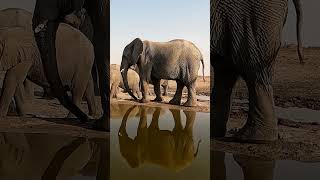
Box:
left=14, top=83, right=27, bottom=116
left=67, top=78, right=88, bottom=118
left=23, top=80, right=34, bottom=99
left=149, top=108, right=161, bottom=130
left=0, top=61, right=32, bottom=117
left=233, top=155, right=275, bottom=180
left=170, top=109, right=183, bottom=132
left=91, top=61, right=100, bottom=96
left=183, top=81, right=197, bottom=107
left=137, top=107, right=148, bottom=136
left=85, top=76, right=98, bottom=117
left=183, top=110, right=196, bottom=134
left=162, top=85, right=168, bottom=96
left=152, top=78, right=163, bottom=102
left=211, top=57, right=239, bottom=138
left=235, top=79, right=278, bottom=142
left=169, top=81, right=184, bottom=105
left=110, top=83, right=117, bottom=99
left=140, top=80, right=150, bottom=103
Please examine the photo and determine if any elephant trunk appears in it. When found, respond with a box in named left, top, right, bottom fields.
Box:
left=121, top=67, right=138, bottom=100
left=293, top=0, right=304, bottom=64
left=194, top=140, right=202, bottom=157
left=201, top=58, right=205, bottom=82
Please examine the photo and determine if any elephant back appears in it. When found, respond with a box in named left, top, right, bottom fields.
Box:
left=0, top=27, right=39, bottom=71
left=0, top=8, right=32, bottom=31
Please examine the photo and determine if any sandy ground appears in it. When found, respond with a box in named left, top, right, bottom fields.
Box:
left=0, top=47, right=319, bottom=160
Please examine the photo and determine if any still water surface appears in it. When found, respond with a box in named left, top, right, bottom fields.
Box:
left=110, top=103, right=210, bottom=180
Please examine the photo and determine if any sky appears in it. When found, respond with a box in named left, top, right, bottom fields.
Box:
left=1, top=0, right=320, bottom=75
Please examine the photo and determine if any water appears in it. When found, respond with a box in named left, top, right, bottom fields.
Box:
left=211, top=151, right=320, bottom=180
left=110, top=103, right=210, bottom=180
left=276, top=107, right=320, bottom=123
left=0, top=132, right=108, bottom=180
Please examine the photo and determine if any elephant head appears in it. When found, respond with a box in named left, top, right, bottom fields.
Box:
left=118, top=105, right=201, bottom=171
left=120, top=38, right=144, bottom=100
left=292, top=0, right=304, bottom=64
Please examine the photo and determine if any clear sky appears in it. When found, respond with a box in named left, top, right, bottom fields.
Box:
left=1, top=0, right=320, bottom=74
left=110, top=0, right=210, bottom=75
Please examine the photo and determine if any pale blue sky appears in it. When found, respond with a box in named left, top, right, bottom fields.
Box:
left=110, top=0, right=210, bottom=75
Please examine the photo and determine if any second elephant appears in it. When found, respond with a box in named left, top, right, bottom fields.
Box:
left=0, top=24, right=97, bottom=117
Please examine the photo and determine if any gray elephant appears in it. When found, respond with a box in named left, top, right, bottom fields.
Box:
left=211, top=0, right=303, bottom=142
left=120, top=38, right=205, bottom=107
left=131, top=64, right=169, bottom=96
left=110, top=64, right=141, bottom=99
left=0, top=24, right=97, bottom=118
left=118, top=105, right=201, bottom=171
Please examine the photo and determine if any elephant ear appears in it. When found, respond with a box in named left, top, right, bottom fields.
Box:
left=130, top=38, right=143, bottom=65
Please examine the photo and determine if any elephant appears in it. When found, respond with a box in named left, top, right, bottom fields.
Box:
left=110, top=64, right=141, bottom=99
left=0, top=8, right=35, bottom=99
left=118, top=105, right=201, bottom=171
left=131, top=64, right=169, bottom=96
left=120, top=38, right=205, bottom=107
left=211, top=0, right=303, bottom=142
left=0, top=24, right=97, bottom=118
left=0, top=132, right=109, bottom=179
left=32, top=0, right=110, bottom=130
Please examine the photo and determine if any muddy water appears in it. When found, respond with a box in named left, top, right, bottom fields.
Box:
left=276, top=107, right=320, bottom=123
left=0, top=132, right=108, bottom=180
left=211, top=151, right=320, bottom=180
left=110, top=103, right=210, bottom=180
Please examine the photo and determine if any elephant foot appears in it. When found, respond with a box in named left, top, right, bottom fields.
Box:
left=139, top=98, right=150, bottom=103
left=183, top=99, right=197, bottom=107
left=233, top=121, right=278, bottom=143
left=152, top=96, right=163, bottom=102
left=169, top=98, right=181, bottom=105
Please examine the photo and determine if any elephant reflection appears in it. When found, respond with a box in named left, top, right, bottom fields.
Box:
left=0, top=132, right=109, bottom=179
left=118, top=106, right=201, bottom=171
left=211, top=151, right=275, bottom=180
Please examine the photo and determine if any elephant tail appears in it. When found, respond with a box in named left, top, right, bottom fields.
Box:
left=201, top=58, right=205, bottom=82
left=194, top=139, right=202, bottom=157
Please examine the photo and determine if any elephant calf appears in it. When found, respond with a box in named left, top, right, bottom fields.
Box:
left=110, top=64, right=141, bottom=99
left=0, top=24, right=97, bottom=117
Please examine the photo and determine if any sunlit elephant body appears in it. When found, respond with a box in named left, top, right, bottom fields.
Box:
left=0, top=24, right=97, bottom=117
left=110, top=64, right=140, bottom=99
left=120, top=38, right=205, bottom=107
left=118, top=106, right=200, bottom=171
left=211, top=0, right=303, bottom=141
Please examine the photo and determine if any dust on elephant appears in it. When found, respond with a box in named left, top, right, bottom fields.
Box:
left=0, top=24, right=97, bottom=118
left=211, top=0, right=303, bottom=142
left=110, top=64, right=141, bottom=99
left=120, top=38, right=205, bottom=107
left=118, top=105, right=201, bottom=171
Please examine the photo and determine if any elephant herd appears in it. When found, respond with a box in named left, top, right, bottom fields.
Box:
left=0, top=8, right=97, bottom=118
